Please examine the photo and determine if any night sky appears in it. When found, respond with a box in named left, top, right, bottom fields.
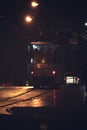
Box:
left=0, top=0, right=86, bottom=48
left=1, top=0, right=87, bottom=23
left=0, top=0, right=87, bottom=84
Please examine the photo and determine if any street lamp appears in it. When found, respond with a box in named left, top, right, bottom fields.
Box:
left=84, top=22, right=87, bottom=26
left=31, top=1, right=39, bottom=8
left=25, top=15, right=33, bottom=23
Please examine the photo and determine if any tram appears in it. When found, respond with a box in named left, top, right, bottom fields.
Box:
left=27, top=41, right=65, bottom=87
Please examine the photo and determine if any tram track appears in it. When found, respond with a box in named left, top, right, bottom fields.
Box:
left=0, top=89, right=50, bottom=108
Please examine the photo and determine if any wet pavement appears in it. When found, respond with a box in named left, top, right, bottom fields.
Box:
left=0, top=85, right=87, bottom=130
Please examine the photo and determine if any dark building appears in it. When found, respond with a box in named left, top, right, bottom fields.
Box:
left=0, top=1, right=85, bottom=85
left=0, top=16, right=82, bottom=85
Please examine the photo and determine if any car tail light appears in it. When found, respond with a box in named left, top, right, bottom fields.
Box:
left=31, top=71, right=34, bottom=74
left=52, top=70, right=56, bottom=75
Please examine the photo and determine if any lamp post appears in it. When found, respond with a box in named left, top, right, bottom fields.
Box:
left=25, top=15, right=33, bottom=23
left=25, top=1, right=39, bottom=24
left=31, top=1, right=39, bottom=8
left=84, top=22, right=87, bottom=26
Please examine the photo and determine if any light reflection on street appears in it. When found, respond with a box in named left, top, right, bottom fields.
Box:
left=30, top=98, right=45, bottom=107
left=0, top=86, right=53, bottom=115
left=52, top=89, right=57, bottom=107
left=0, top=87, right=28, bottom=98
left=0, top=86, right=86, bottom=115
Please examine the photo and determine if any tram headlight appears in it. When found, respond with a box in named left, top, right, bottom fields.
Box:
left=41, top=58, right=46, bottom=63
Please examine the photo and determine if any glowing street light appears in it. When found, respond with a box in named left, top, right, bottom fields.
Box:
left=31, top=1, right=39, bottom=8
left=84, top=22, right=87, bottom=26
left=25, top=15, right=33, bottom=23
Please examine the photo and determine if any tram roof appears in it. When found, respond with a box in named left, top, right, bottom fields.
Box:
left=30, top=41, right=52, bottom=45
